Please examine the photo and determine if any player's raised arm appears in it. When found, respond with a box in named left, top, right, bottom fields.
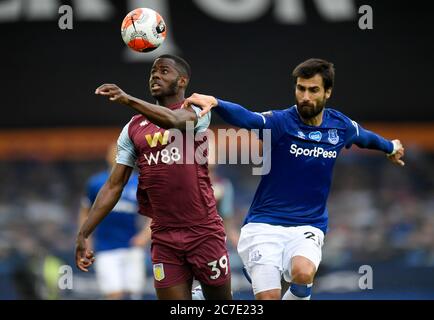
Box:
left=183, top=93, right=265, bottom=130
left=75, top=163, right=133, bottom=272
left=349, top=122, right=405, bottom=166
left=95, top=84, right=197, bottom=130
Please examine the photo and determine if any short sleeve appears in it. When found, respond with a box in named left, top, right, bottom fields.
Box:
left=192, top=105, right=211, bottom=132
left=116, top=121, right=137, bottom=167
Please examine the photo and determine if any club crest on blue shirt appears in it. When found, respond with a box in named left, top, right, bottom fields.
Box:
left=327, top=129, right=339, bottom=145
left=308, top=131, right=322, bottom=142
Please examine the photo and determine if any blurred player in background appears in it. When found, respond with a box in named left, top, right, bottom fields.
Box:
left=208, top=144, right=239, bottom=249
left=78, top=142, right=150, bottom=299
left=183, top=58, right=405, bottom=300
left=192, top=144, right=239, bottom=300
left=76, top=55, right=232, bottom=300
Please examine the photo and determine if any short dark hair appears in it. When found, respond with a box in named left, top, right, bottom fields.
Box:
left=292, top=58, right=335, bottom=90
left=157, top=54, right=191, bottom=79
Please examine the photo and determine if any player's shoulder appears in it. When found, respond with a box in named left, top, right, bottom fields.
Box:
left=129, top=114, right=146, bottom=125
left=325, top=107, right=350, bottom=119
left=125, top=114, right=147, bottom=135
left=261, top=105, right=295, bottom=119
left=324, top=107, right=354, bottom=127
left=190, top=104, right=201, bottom=113
left=191, top=103, right=211, bottom=120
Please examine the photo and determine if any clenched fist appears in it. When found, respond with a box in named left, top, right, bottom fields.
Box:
left=95, top=83, right=130, bottom=105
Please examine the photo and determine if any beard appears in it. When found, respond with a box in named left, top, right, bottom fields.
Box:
left=296, top=96, right=327, bottom=119
left=150, top=78, right=179, bottom=99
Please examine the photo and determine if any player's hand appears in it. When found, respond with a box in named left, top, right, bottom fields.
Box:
left=387, top=139, right=405, bottom=166
left=95, top=83, right=130, bottom=105
left=182, top=93, right=218, bottom=117
left=75, top=234, right=95, bottom=272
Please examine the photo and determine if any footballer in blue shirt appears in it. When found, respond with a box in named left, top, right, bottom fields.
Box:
left=78, top=143, right=151, bottom=299
left=183, top=58, right=405, bottom=300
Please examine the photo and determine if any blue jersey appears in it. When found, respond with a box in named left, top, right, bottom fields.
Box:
left=242, top=106, right=390, bottom=234
left=84, top=171, right=139, bottom=252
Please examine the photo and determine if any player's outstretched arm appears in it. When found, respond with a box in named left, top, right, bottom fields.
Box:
left=75, top=163, right=133, bottom=272
left=352, top=125, right=405, bottom=166
left=95, top=84, right=197, bottom=130
left=183, top=93, right=265, bottom=130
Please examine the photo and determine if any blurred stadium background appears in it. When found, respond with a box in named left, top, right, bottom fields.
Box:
left=1, top=0, right=433, bottom=299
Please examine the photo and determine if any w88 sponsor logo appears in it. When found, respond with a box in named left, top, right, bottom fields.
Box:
left=144, top=147, right=181, bottom=165
left=290, top=144, right=337, bottom=159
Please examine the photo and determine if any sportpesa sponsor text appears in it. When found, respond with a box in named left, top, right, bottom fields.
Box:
left=290, top=144, right=337, bottom=158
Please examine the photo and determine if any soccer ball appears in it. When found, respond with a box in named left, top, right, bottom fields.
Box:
left=121, top=8, right=167, bottom=52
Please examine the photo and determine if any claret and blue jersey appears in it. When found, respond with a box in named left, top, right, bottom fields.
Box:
left=215, top=100, right=393, bottom=234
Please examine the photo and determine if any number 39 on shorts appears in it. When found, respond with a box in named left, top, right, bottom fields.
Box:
left=207, top=255, right=229, bottom=280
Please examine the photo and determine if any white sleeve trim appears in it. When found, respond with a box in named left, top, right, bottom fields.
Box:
left=387, top=140, right=399, bottom=156
left=255, top=112, right=266, bottom=125
left=351, top=120, right=359, bottom=136
left=192, top=105, right=211, bottom=132
left=116, top=120, right=137, bottom=168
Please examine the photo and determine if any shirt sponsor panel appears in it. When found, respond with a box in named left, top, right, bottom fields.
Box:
left=289, top=143, right=337, bottom=159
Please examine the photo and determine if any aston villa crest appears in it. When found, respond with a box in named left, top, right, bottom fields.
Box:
left=153, top=263, right=165, bottom=281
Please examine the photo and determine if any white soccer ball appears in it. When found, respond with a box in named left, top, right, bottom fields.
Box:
left=121, top=8, right=167, bottom=52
